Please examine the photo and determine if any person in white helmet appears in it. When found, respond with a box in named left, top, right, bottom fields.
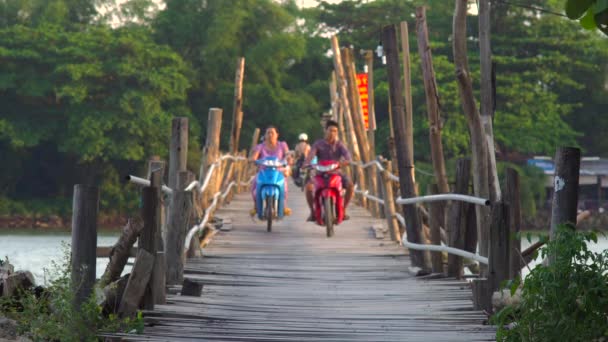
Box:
left=295, top=133, right=311, bottom=160
left=293, top=133, right=311, bottom=187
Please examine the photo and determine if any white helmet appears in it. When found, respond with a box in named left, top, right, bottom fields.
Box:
left=298, top=133, right=308, bottom=141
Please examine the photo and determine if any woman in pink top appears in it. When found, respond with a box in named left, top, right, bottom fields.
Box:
left=249, top=126, right=292, bottom=216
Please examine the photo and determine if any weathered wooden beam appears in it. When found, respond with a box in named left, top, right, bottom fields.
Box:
left=166, top=171, right=193, bottom=285
left=169, top=117, right=189, bottom=191
left=99, top=217, right=143, bottom=288
left=330, top=36, right=366, bottom=208
left=199, top=108, right=223, bottom=211
left=400, top=21, right=416, bottom=191
left=428, top=184, right=444, bottom=273
left=453, top=0, right=491, bottom=263
left=230, top=58, right=245, bottom=154
left=415, top=8, right=449, bottom=196
left=70, top=184, right=99, bottom=310
left=550, top=147, right=580, bottom=239
left=504, top=168, right=521, bottom=279
left=489, top=202, right=510, bottom=292
left=380, top=160, right=400, bottom=243
left=447, top=158, right=471, bottom=278
left=118, top=249, right=154, bottom=318
left=140, top=184, right=160, bottom=310
left=382, top=24, right=426, bottom=269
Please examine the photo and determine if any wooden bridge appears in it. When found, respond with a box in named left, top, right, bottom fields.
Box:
left=103, top=181, right=495, bottom=341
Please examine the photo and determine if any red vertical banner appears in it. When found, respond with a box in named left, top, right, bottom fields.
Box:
left=356, top=73, right=369, bottom=130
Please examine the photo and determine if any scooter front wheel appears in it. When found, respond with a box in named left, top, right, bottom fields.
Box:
left=266, top=196, right=273, bottom=232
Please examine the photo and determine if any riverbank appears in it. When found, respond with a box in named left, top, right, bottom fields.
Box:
left=0, top=214, right=128, bottom=230
left=2, top=209, right=608, bottom=231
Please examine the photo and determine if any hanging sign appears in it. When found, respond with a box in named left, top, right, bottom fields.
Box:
left=356, top=73, right=370, bottom=130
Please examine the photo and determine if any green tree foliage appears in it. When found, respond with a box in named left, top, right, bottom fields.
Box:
left=0, top=0, right=606, bottom=220
left=0, top=22, right=191, bottom=212
left=153, top=0, right=328, bottom=147
left=0, top=0, right=97, bottom=29
left=305, top=0, right=595, bottom=159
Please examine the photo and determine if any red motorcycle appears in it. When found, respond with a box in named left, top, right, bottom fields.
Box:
left=311, top=160, right=345, bottom=237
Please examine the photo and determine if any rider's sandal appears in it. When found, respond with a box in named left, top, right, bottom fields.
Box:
left=306, top=213, right=315, bottom=222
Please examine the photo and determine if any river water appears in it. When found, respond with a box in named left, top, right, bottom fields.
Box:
left=1, top=229, right=606, bottom=285
left=0, top=229, right=132, bottom=284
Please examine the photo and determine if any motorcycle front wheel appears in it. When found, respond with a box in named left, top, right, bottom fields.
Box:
left=324, top=197, right=334, bottom=238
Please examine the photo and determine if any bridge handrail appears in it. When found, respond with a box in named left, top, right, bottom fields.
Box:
left=184, top=175, right=254, bottom=254
left=126, top=175, right=173, bottom=195
left=350, top=158, right=492, bottom=267
left=353, top=186, right=385, bottom=205
left=394, top=213, right=489, bottom=265
left=351, top=160, right=399, bottom=182
left=185, top=154, right=249, bottom=193
left=396, top=194, right=490, bottom=206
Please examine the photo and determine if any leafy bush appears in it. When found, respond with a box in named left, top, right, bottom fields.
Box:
left=0, top=243, right=143, bottom=341
left=493, top=225, right=608, bottom=341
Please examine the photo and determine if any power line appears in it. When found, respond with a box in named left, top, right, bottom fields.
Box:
left=491, top=0, right=568, bottom=18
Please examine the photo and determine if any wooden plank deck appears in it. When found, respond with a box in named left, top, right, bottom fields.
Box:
left=108, top=187, right=495, bottom=341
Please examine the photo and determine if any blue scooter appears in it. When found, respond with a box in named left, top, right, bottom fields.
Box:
left=255, top=157, right=287, bottom=232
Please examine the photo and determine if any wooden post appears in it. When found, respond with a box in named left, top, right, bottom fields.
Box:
left=472, top=278, right=492, bottom=311
left=230, top=57, right=245, bottom=154
left=598, top=175, right=602, bottom=210
left=150, top=167, right=166, bottom=305
left=70, top=185, right=99, bottom=310
left=382, top=25, right=426, bottom=269
left=400, top=21, right=416, bottom=189
left=428, top=184, right=444, bottom=273
left=140, top=174, right=160, bottom=310
left=330, top=36, right=366, bottom=208
left=169, top=117, right=189, bottom=191
left=343, top=47, right=373, bottom=210
left=147, top=159, right=167, bottom=243
left=364, top=50, right=380, bottom=218
left=199, top=108, right=223, bottom=209
left=331, top=72, right=346, bottom=144
left=166, top=171, right=192, bottom=285
left=415, top=9, right=449, bottom=196
left=453, top=0, right=491, bottom=262
left=447, top=158, right=471, bottom=278
left=504, top=168, right=521, bottom=279
left=380, top=160, right=400, bottom=242
left=550, top=147, right=581, bottom=239
left=489, top=202, right=510, bottom=292
left=364, top=50, right=376, bottom=155
left=479, top=0, right=501, bottom=203
left=245, top=128, right=261, bottom=188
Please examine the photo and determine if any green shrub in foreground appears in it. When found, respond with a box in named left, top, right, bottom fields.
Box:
left=494, top=225, right=608, bottom=341
left=0, top=243, right=143, bottom=341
